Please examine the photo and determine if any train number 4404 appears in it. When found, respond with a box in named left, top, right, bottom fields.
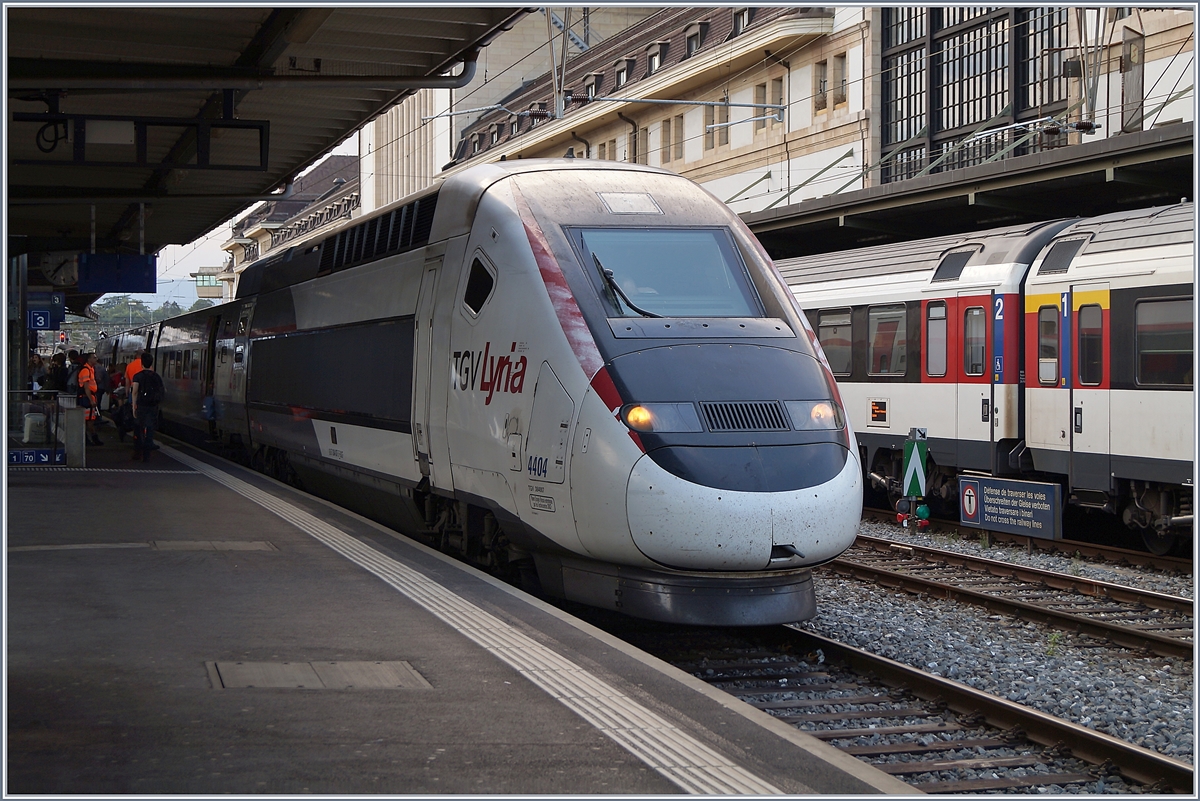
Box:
left=527, top=455, right=549, bottom=478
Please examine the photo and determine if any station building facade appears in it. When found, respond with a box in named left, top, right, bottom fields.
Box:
left=439, top=6, right=1193, bottom=217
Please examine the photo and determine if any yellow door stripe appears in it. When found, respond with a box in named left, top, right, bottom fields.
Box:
left=1025, top=293, right=1061, bottom=314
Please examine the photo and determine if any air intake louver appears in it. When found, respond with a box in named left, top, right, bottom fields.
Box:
left=700, top=401, right=790, bottom=432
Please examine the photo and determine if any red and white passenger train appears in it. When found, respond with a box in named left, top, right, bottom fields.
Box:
left=101, top=159, right=863, bottom=625
left=779, top=203, right=1194, bottom=555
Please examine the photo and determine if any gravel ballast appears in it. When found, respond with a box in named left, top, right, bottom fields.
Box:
left=803, top=522, right=1194, bottom=766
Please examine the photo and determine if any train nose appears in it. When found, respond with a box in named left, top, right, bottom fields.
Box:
left=626, top=444, right=862, bottom=571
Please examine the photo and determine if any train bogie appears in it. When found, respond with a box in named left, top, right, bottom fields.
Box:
left=103, top=159, right=862, bottom=625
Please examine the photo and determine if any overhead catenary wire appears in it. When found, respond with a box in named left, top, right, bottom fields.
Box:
left=328, top=10, right=1196, bottom=208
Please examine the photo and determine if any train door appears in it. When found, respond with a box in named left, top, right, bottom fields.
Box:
left=212, top=312, right=236, bottom=399
left=956, top=292, right=993, bottom=469
left=412, top=257, right=442, bottom=485
left=1070, top=283, right=1110, bottom=491
left=1024, top=290, right=1071, bottom=473
left=211, top=300, right=254, bottom=446
left=231, top=300, right=254, bottom=402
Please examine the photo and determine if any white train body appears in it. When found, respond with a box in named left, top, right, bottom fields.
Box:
left=107, top=160, right=862, bottom=625
left=779, top=204, right=1194, bottom=554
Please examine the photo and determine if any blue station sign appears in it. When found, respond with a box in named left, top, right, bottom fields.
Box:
left=958, top=475, right=1062, bottom=540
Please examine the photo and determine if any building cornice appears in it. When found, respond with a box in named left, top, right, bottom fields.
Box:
left=219, top=237, right=256, bottom=252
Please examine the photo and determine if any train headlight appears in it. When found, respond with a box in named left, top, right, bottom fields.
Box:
left=621, top=403, right=703, bottom=433
left=784, top=399, right=845, bottom=431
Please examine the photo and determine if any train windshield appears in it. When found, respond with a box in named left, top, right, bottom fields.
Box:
left=572, top=227, right=763, bottom=318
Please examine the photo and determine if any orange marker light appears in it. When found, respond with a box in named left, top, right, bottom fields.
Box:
left=809, top=402, right=836, bottom=426
left=625, top=405, right=655, bottom=431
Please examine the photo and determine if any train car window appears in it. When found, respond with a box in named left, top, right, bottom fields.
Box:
left=932, top=250, right=976, bottom=282
left=1078, top=304, right=1103, bottom=386
left=926, top=302, right=947, bottom=376
left=1036, top=238, right=1086, bottom=275
left=1037, top=306, right=1059, bottom=384
left=191, top=349, right=201, bottom=380
left=463, top=258, right=496, bottom=315
left=817, top=309, right=852, bottom=375
left=572, top=227, right=762, bottom=317
left=867, top=304, right=907, bottom=375
left=964, top=306, right=986, bottom=376
left=1136, top=298, right=1193, bottom=386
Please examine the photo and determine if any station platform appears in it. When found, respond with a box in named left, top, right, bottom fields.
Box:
left=6, top=435, right=912, bottom=795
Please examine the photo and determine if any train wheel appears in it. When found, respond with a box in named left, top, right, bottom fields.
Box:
left=1141, top=528, right=1179, bottom=556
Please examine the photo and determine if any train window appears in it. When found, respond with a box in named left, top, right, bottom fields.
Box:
left=572, top=227, right=762, bottom=317
left=1036, top=238, right=1086, bottom=275
left=1037, top=306, right=1059, bottom=384
left=932, top=250, right=976, bottom=282
left=817, top=309, right=852, bottom=375
left=1078, top=304, right=1103, bottom=386
left=964, top=307, right=986, bottom=376
left=1136, top=298, right=1193, bottom=386
left=191, top=349, right=201, bottom=380
left=926, top=302, right=947, bottom=376
left=867, top=304, right=907, bottom=375
left=463, top=258, right=496, bottom=315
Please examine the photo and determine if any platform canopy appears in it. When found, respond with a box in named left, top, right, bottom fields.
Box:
left=7, top=6, right=528, bottom=312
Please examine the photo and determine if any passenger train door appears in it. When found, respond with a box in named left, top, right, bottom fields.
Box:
left=413, top=257, right=442, bottom=485
left=956, top=291, right=993, bottom=469
left=1024, top=290, right=1070, bottom=473
left=211, top=299, right=254, bottom=446
left=1069, top=283, right=1110, bottom=491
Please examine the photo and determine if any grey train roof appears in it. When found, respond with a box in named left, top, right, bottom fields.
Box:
left=774, top=219, right=1071, bottom=287
left=775, top=203, right=1193, bottom=287
left=1049, top=202, right=1194, bottom=258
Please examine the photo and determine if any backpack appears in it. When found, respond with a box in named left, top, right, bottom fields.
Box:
left=66, top=364, right=81, bottom=391
left=137, top=371, right=164, bottom=406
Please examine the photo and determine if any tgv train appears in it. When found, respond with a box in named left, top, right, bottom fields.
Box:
left=778, top=203, right=1194, bottom=555
left=102, top=159, right=862, bottom=625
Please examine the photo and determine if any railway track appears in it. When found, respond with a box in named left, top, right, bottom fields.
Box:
left=611, top=622, right=1193, bottom=794
left=862, top=506, right=1193, bottom=575
left=827, top=534, right=1193, bottom=659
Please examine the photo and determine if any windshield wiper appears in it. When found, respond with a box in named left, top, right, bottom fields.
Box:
left=592, top=253, right=661, bottom=319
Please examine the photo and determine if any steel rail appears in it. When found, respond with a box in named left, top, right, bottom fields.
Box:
left=861, top=506, right=1193, bottom=574
left=982, top=529, right=1193, bottom=574
left=855, top=534, right=1194, bottom=613
left=825, top=554, right=1193, bottom=660
left=781, top=627, right=1194, bottom=793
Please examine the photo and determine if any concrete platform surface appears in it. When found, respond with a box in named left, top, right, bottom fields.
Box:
left=7, top=438, right=911, bottom=795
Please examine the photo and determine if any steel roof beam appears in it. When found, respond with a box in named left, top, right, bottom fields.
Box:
left=8, top=53, right=478, bottom=92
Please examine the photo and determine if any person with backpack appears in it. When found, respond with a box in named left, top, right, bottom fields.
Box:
left=65, top=349, right=83, bottom=393
left=131, top=352, right=165, bottom=462
left=41, top=353, right=68, bottom=393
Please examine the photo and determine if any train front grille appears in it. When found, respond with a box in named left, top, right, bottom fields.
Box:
left=699, top=401, right=790, bottom=432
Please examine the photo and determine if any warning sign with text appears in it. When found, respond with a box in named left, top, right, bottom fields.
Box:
left=958, top=476, right=1062, bottom=540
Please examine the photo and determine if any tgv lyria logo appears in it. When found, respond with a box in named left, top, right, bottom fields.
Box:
left=452, top=342, right=529, bottom=405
